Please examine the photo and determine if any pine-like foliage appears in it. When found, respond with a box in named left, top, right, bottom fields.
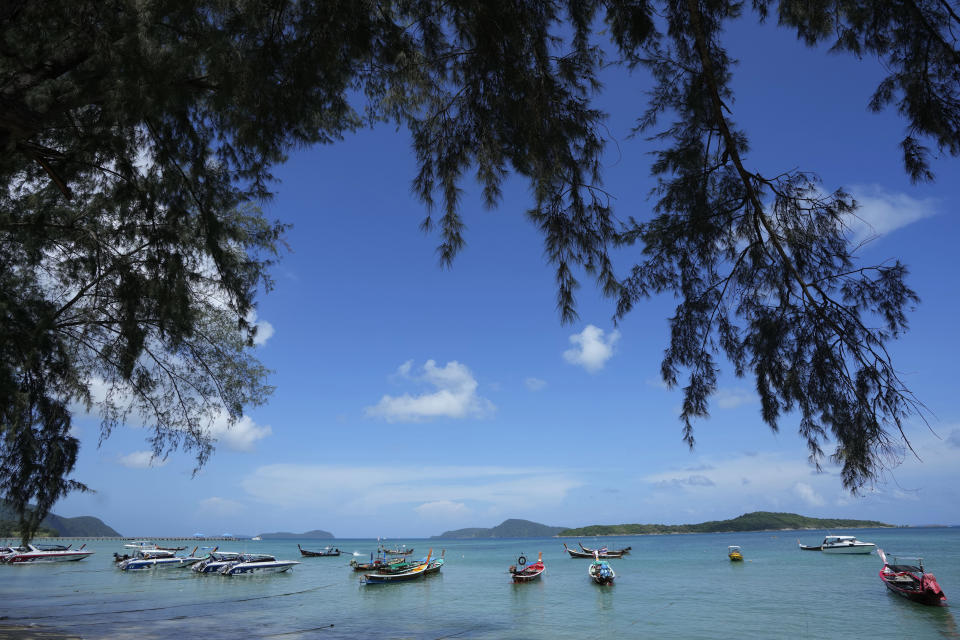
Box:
left=3, top=0, right=956, bottom=539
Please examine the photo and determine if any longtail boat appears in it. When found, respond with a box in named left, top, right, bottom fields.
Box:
left=878, top=549, right=946, bottom=605
left=381, top=545, right=414, bottom=555
left=298, top=544, right=340, bottom=557
left=509, top=552, right=545, bottom=583
left=579, top=542, right=631, bottom=555
left=588, top=551, right=615, bottom=585
left=350, top=553, right=406, bottom=572
left=563, top=543, right=624, bottom=559
left=362, top=549, right=434, bottom=584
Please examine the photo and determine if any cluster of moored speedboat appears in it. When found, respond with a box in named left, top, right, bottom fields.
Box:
left=112, top=542, right=299, bottom=574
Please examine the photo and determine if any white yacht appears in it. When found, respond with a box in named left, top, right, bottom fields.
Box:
left=819, top=535, right=876, bottom=554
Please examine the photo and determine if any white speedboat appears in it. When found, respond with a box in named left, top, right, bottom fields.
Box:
left=192, top=551, right=243, bottom=573
left=124, top=540, right=159, bottom=550
left=218, top=553, right=299, bottom=575
left=819, top=535, right=876, bottom=554
left=118, top=547, right=203, bottom=571
left=2, top=543, right=94, bottom=564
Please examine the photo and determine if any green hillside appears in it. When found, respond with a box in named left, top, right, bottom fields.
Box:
left=559, top=512, right=893, bottom=536
left=257, top=529, right=334, bottom=539
left=0, top=502, right=120, bottom=538
left=433, top=518, right=568, bottom=539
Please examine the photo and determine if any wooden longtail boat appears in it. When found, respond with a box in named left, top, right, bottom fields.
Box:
left=579, top=542, right=631, bottom=555
left=298, top=544, right=340, bottom=557
left=588, top=552, right=615, bottom=585
left=362, top=549, right=434, bottom=584
left=878, top=549, right=947, bottom=605
left=350, top=553, right=406, bottom=571
left=563, top=543, right=624, bottom=559
left=509, top=552, right=545, bottom=583
left=381, top=545, right=414, bottom=555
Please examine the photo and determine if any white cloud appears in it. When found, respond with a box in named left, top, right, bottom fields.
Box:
left=563, top=325, right=620, bottom=373
left=793, top=482, right=825, bottom=507
left=714, top=388, right=755, bottom=410
left=205, top=413, right=272, bottom=452
left=365, top=360, right=494, bottom=422
left=240, top=464, right=582, bottom=514
left=846, top=185, right=938, bottom=244
left=524, top=377, right=547, bottom=391
left=118, top=450, right=168, bottom=469
left=199, top=496, right=245, bottom=517
left=246, top=310, right=275, bottom=346
left=414, top=500, right=470, bottom=518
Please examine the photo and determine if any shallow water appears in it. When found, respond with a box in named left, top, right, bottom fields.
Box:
left=1, top=528, right=958, bottom=639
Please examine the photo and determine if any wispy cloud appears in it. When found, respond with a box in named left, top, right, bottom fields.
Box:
left=846, top=185, right=938, bottom=244
left=365, top=360, right=494, bottom=422
left=714, top=388, right=755, bottom=410
left=793, top=482, right=825, bottom=507
left=946, top=429, right=960, bottom=449
left=240, top=464, right=581, bottom=515
left=198, top=496, right=245, bottom=517
left=118, top=450, right=168, bottom=469
left=524, top=377, right=547, bottom=391
left=563, top=325, right=620, bottom=373
left=653, top=474, right=716, bottom=489
left=206, top=413, right=272, bottom=452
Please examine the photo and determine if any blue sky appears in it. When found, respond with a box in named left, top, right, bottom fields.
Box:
left=59, top=15, right=960, bottom=537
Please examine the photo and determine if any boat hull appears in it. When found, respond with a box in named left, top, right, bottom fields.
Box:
left=511, top=567, right=545, bottom=583
left=221, top=562, right=298, bottom=575
left=7, top=552, right=93, bottom=563
left=821, top=544, right=875, bottom=554
left=882, top=580, right=947, bottom=605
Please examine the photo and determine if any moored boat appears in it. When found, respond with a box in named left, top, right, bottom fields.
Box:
left=588, top=552, right=615, bottom=585
left=350, top=552, right=406, bottom=572
left=563, top=542, right=623, bottom=559
left=192, top=550, right=243, bottom=573
left=579, top=542, right=631, bottom=555
left=118, top=547, right=203, bottom=571
left=728, top=545, right=743, bottom=561
left=298, top=544, right=340, bottom=557
left=219, top=553, right=299, bottom=575
left=3, top=543, right=94, bottom=564
left=818, top=535, right=876, bottom=554
left=381, top=545, right=414, bottom=556
left=878, top=549, right=946, bottom=605
left=362, top=549, right=434, bottom=584
left=509, top=552, right=545, bottom=583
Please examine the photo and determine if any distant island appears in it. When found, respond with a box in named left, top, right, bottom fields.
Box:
left=558, top=511, right=894, bottom=536
left=0, top=501, right=120, bottom=537
left=256, top=529, right=334, bottom=539
left=432, top=518, right=567, bottom=539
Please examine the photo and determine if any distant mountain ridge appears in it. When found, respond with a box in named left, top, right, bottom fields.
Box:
left=432, top=518, right=567, bottom=539
left=256, top=529, right=334, bottom=539
left=0, top=502, right=120, bottom=537
left=559, top=511, right=894, bottom=536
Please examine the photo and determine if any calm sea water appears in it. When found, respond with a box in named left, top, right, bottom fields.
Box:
left=1, top=528, right=958, bottom=639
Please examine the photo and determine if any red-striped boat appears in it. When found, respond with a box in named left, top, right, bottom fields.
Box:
left=878, top=548, right=946, bottom=606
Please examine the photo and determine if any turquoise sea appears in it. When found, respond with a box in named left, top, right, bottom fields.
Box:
left=1, top=527, right=958, bottom=639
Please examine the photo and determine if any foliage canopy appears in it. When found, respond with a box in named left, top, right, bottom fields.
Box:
left=3, top=0, right=957, bottom=539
